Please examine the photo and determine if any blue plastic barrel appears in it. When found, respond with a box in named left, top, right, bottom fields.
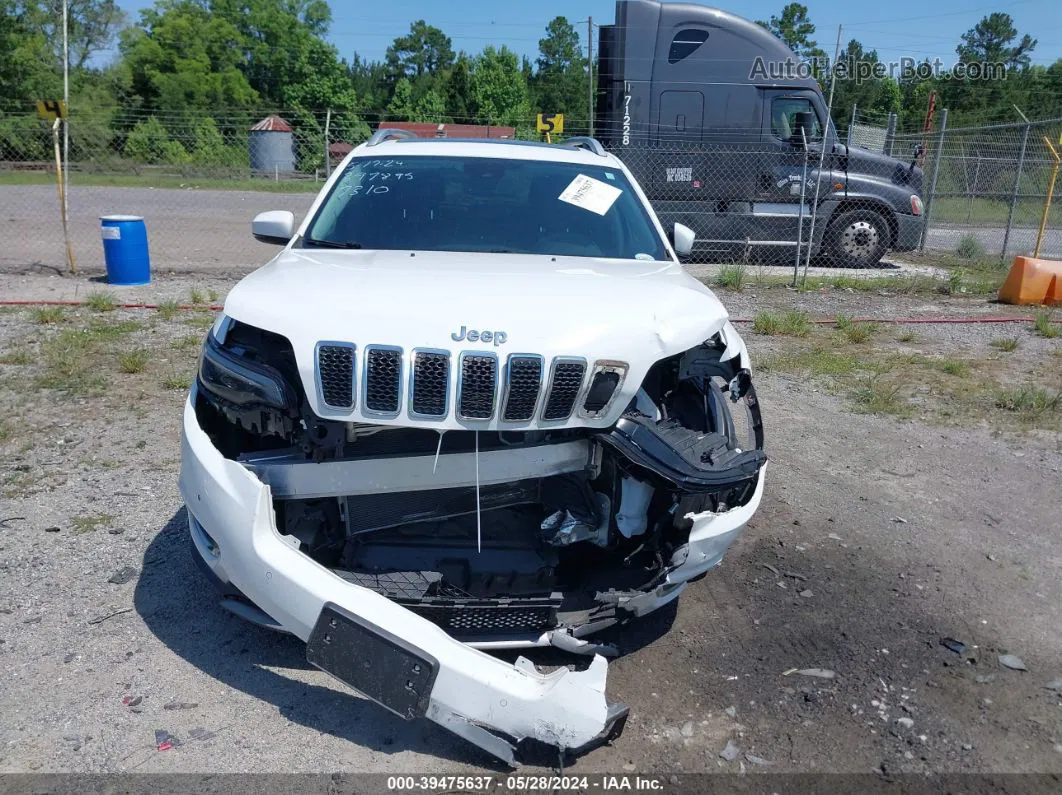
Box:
left=100, top=215, right=151, bottom=285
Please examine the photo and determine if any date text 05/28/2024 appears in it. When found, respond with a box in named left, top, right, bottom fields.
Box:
left=385, top=775, right=667, bottom=792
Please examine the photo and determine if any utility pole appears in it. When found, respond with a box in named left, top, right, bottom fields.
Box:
left=62, top=0, right=69, bottom=229
left=587, top=17, right=594, bottom=137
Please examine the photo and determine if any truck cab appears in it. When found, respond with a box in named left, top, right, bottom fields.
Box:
left=596, top=0, right=925, bottom=266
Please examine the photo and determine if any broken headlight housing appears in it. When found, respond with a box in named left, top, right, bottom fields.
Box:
left=198, top=330, right=296, bottom=410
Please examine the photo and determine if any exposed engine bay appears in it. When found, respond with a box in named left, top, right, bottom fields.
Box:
left=193, top=320, right=766, bottom=648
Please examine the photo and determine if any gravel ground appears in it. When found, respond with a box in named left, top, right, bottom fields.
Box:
left=0, top=271, right=1060, bottom=777
left=4, top=183, right=1059, bottom=274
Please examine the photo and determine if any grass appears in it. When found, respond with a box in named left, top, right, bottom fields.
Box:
left=1033, top=310, right=1058, bottom=338
left=761, top=348, right=860, bottom=377
left=85, top=292, right=116, bottom=312
left=71, top=512, right=114, bottom=534
left=183, top=312, right=216, bottom=330
left=172, top=334, right=203, bottom=351
left=896, top=329, right=918, bottom=343
left=714, top=263, right=747, bottom=290
left=852, top=371, right=908, bottom=415
left=955, top=234, right=986, bottom=260
left=834, top=314, right=853, bottom=330
left=156, top=300, right=181, bottom=320
left=36, top=319, right=141, bottom=395
left=0, top=348, right=33, bottom=365
left=991, top=337, right=1020, bottom=352
left=162, top=371, right=192, bottom=390
left=189, top=287, right=206, bottom=305
left=930, top=196, right=1062, bottom=228
left=118, top=349, right=149, bottom=374
left=994, top=387, right=1062, bottom=417
left=32, top=306, right=65, bottom=324
left=207, top=289, right=219, bottom=302
left=752, top=310, right=811, bottom=336
left=0, top=170, right=323, bottom=193
left=0, top=421, right=7, bottom=443
left=843, top=322, right=879, bottom=344
left=938, top=359, right=970, bottom=377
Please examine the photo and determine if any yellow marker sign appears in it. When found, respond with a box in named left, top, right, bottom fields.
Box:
left=36, top=100, right=68, bottom=121
left=536, top=113, right=564, bottom=135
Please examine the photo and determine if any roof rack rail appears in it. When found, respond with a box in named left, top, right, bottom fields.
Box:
left=366, top=128, right=418, bottom=147
left=563, top=136, right=607, bottom=157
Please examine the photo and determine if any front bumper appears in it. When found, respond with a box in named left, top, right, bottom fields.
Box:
left=178, top=394, right=764, bottom=763
left=894, top=211, right=924, bottom=251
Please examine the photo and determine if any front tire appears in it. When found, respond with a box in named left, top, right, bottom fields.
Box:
left=825, top=209, right=890, bottom=268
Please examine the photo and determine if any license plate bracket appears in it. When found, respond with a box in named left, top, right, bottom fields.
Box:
left=306, top=603, right=438, bottom=720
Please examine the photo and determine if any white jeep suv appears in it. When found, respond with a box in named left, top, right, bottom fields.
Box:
left=179, top=129, right=766, bottom=764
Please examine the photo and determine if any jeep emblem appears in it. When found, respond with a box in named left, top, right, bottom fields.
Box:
left=451, top=326, right=507, bottom=346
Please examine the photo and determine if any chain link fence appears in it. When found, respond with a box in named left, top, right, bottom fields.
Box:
left=1, top=103, right=1059, bottom=275
left=891, top=115, right=1062, bottom=259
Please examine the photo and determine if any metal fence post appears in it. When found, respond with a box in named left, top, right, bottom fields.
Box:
left=885, top=112, right=897, bottom=156
left=323, top=108, right=332, bottom=178
left=802, top=25, right=843, bottom=285
left=847, top=104, right=857, bottom=147
left=919, top=108, right=947, bottom=251
left=1000, top=115, right=1030, bottom=261
left=793, top=127, right=810, bottom=287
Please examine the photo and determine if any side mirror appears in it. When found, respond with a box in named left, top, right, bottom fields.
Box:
left=252, top=210, right=295, bottom=245
left=671, top=222, right=695, bottom=258
left=791, top=111, right=814, bottom=147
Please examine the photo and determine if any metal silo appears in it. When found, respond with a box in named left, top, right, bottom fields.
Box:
left=249, top=115, right=295, bottom=173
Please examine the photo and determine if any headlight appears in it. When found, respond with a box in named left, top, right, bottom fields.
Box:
left=198, top=332, right=295, bottom=409
left=911, top=195, right=924, bottom=216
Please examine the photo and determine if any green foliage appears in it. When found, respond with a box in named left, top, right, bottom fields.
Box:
left=955, top=234, right=986, bottom=260
left=387, top=77, right=415, bottom=120
left=1033, top=310, right=1058, bottom=338
left=412, top=89, right=447, bottom=123
left=531, top=17, right=588, bottom=128
left=714, top=264, right=747, bottom=290
left=385, top=20, right=454, bottom=83
left=119, top=1, right=258, bottom=114
left=471, top=46, right=532, bottom=127
left=756, top=3, right=827, bottom=80
left=123, top=116, right=191, bottom=164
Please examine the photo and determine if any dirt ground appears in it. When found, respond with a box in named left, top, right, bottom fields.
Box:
left=0, top=264, right=1060, bottom=780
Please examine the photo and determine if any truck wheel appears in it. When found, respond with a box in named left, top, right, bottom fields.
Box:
left=826, top=209, right=889, bottom=268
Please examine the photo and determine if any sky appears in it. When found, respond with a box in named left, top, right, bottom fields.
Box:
left=110, top=0, right=1062, bottom=69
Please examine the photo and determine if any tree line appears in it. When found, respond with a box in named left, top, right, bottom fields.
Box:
left=1, top=0, right=1059, bottom=169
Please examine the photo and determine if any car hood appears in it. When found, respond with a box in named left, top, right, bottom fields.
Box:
left=845, top=145, right=924, bottom=194
left=223, top=248, right=735, bottom=429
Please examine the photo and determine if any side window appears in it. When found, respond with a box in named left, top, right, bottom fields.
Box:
left=770, top=97, right=823, bottom=141
left=668, top=29, right=709, bottom=64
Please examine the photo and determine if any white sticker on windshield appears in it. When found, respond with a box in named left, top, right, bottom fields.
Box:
left=558, top=174, right=622, bottom=216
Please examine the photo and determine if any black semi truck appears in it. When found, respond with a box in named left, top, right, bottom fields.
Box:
left=596, top=1, right=925, bottom=267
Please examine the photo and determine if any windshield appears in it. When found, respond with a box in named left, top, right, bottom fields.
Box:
left=302, top=154, right=669, bottom=260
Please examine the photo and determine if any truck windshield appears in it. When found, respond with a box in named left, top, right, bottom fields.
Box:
left=303, top=154, right=669, bottom=261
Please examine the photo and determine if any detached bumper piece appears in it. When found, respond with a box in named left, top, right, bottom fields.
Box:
left=596, top=415, right=765, bottom=491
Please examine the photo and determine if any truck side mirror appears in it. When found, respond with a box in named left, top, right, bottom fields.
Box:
left=792, top=112, right=814, bottom=147
left=252, top=211, right=295, bottom=245
left=671, top=222, right=695, bottom=258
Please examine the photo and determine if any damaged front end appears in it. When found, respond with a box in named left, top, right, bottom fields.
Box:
left=180, top=315, right=765, bottom=764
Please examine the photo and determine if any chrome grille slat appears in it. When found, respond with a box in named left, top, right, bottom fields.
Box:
left=502, top=355, right=543, bottom=421
left=316, top=343, right=355, bottom=409
left=457, top=353, right=498, bottom=420
left=543, top=359, right=587, bottom=420
left=410, top=350, right=450, bottom=418
left=364, top=346, right=402, bottom=415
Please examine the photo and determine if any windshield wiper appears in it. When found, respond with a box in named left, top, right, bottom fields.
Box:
left=304, top=237, right=363, bottom=249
